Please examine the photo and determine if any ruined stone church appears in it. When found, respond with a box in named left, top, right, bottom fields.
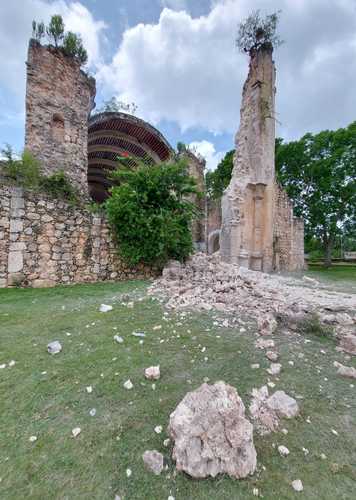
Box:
left=0, top=36, right=303, bottom=289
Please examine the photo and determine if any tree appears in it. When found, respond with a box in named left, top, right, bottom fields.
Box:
left=104, top=159, right=200, bottom=267
left=31, top=15, right=88, bottom=67
left=46, top=15, right=65, bottom=48
left=205, top=150, right=234, bottom=199
left=95, top=97, right=138, bottom=115
left=276, top=122, right=356, bottom=267
left=236, top=10, right=284, bottom=54
left=63, top=32, right=88, bottom=65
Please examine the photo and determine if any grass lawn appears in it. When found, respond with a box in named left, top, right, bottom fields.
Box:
left=305, top=264, right=356, bottom=294
left=0, top=281, right=355, bottom=499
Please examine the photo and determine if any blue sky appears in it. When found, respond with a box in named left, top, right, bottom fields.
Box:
left=1, top=0, right=356, bottom=170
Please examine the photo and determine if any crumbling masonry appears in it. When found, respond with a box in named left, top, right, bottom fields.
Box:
left=220, top=46, right=304, bottom=272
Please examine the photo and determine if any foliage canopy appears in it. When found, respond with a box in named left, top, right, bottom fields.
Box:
left=104, top=159, right=200, bottom=267
left=205, top=150, right=234, bottom=199
left=275, top=122, right=356, bottom=266
left=236, top=10, right=284, bottom=54
left=32, top=15, right=88, bottom=65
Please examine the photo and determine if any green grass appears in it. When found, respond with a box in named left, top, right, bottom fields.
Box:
left=0, top=281, right=355, bottom=499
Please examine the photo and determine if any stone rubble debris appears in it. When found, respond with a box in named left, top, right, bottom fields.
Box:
left=142, top=450, right=164, bottom=475
left=99, top=304, right=112, bottom=313
left=266, top=351, right=279, bottom=362
left=168, top=382, right=256, bottom=479
left=333, top=361, right=356, bottom=379
left=278, top=445, right=290, bottom=457
left=123, top=380, right=133, bottom=390
left=291, top=479, right=304, bottom=492
left=267, top=363, right=282, bottom=376
left=148, top=254, right=356, bottom=348
left=72, top=427, right=81, bottom=437
left=250, top=387, right=299, bottom=435
left=145, top=365, right=160, bottom=380
left=47, top=341, right=62, bottom=355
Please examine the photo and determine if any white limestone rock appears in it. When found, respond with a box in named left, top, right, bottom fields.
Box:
left=168, top=382, right=257, bottom=479
left=267, top=363, right=282, bottom=376
left=145, top=365, right=160, bottom=380
left=266, top=391, right=299, bottom=419
left=291, top=479, right=303, bottom=492
left=333, top=361, right=356, bottom=379
left=258, top=314, right=277, bottom=336
left=99, top=304, right=112, bottom=313
left=250, top=387, right=299, bottom=435
left=278, top=445, right=290, bottom=457
left=142, top=450, right=164, bottom=475
left=266, top=351, right=279, bottom=362
left=47, top=341, right=62, bottom=355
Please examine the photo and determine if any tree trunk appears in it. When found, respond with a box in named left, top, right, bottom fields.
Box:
left=323, top=237, right=333, bottom=267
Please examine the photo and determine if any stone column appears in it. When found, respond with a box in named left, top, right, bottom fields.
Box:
left=220, top=46, right=276, bottom=271
left=7, top=187, right=25, bottom=285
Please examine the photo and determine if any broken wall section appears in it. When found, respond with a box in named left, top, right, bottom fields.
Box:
left=273, top=184, right=305, bottom=271
left=0, top=186, right=152, bottom=288
left=25, top=40, right=96, bottom=197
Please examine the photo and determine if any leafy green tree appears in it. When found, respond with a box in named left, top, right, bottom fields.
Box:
left=1, top=144, right=40, bottom=188
left=32, top=20, right=45, bottom=42
left=205, top=150, right=234, bottom=199
left=276, top=122, right=356, bottom=267
left=236, top=10, right=284, bottom=54
left=63, top=32, right=88, bottom=65
left=104, top=159, right=200, bottom=267
left=95, top=97, right=138, bottom=115
left=46, top=15, right=65, bottom=48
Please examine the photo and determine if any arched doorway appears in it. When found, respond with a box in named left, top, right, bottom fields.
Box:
left=208, top=229, right=221, bottom=254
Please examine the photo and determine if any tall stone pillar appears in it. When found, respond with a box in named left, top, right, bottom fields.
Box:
left=25, top=40, right=96, bottom=197
left=220, top=46, right=276, bottom=271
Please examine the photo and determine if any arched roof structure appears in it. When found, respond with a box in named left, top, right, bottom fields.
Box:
left=88, top=112, right=174, bottom=202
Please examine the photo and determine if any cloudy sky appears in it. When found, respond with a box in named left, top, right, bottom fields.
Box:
left=1, top=0, right=356, bottom=170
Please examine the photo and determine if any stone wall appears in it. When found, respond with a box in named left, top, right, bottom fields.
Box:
left=0, top=186, right=152, bottom=288
left=25, top=40, right=95, bottom=196
left=273, top=184, right=305, bottom=271
left=206, top=198, right=222, bottom=254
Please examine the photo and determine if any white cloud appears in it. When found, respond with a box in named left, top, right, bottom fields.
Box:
left=0, top=0, right=106, bottom=99
left=161, top=0, right=188, bottom=11
left=98, top=0, right=356, bottom=140
left=189, top=140, right=225, bottom=171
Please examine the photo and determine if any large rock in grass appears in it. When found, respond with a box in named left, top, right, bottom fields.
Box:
left=168, top=382, right=256, bottom=479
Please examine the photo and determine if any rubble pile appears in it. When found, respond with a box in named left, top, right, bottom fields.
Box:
left=149, top=253, right=356, bottom=350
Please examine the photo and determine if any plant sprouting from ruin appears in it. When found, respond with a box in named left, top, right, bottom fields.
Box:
left=46, top=15, right=65, bottom=48
left=63, top=32, right=88, bottom=65
left=31, top=15, right=88, bottom=67
left=32, top=20, right=45, bottom=42
left=95, top=97, right=138, bottom=115
left=236, top=10, right=284, bottom=54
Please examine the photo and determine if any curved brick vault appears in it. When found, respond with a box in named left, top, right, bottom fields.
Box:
left=88, top=112, right=174, bottom=202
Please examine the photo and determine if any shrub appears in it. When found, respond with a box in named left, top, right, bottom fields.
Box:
left=104, top=158, right=200, bottom=267
left=236, top=10, right=284, bottom=54
left=39, top=171, right=78, bottom=203
left=298, top=313, right=334, bottom=339
left=31, top=15, right=88, bottom=67
left=1, top=145, right=40, bottom=188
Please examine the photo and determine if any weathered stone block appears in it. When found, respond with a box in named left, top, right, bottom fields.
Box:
left=10, top=220, right=23, bottom=233
left=8, top=251, right=23, bottom=273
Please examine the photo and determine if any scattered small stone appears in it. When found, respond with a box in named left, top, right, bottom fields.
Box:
left=267, top=363, right=282, bottom=376
left=89, top=408, right=96, bottom=417
left=114, top=335, right=124, bottom=344
left=72, top=427, right=81, bottom=437
left=251, top=363, right=260, bottom=369
left=154, top=425, right=163, bottom=434
left=253, top=488, right=259, bottom=496
left=124, top=380, right=133, bottom=390
left=288, top=360, right=294, bottom=366
left=0, top=364, right=6, bottom=369
left=333, top=361, right=356, bottom=379
left=29, top=435, right=37, bottom=443
left=331, top=429, right=338, bottom=436
left=142, top=450, right=164, bottom=475
left=8, top=360, right=16, bottom=367
left=163, top=438, right=170, bottom=447
left=321, top=453, right=327, bottom=460
left=255, top=338, right=275, bottom=350
left=126, top=468, right=132, bottom=477
left=291, top=479, right=303, bottom=492
left=145, top=366, right=160, bottom=380
left=266, top=351, right=278, bottom=362
left=153, top=325, right=162, bottom=330
left=281, top=428, right=288, bottom=435
left=278, top=445, right=290, bottom=457
left=99, top=304, right=112, bottom=313
left=302, top=447, right=309, bottom=455
left=132, top=331, right=145, bottom=338
left=86, top=386, right=93, bottom=394
left=47, top=341, right=62, bottom=355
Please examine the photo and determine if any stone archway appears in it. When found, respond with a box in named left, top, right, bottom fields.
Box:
left=208, top=229, right=221, bottom=254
